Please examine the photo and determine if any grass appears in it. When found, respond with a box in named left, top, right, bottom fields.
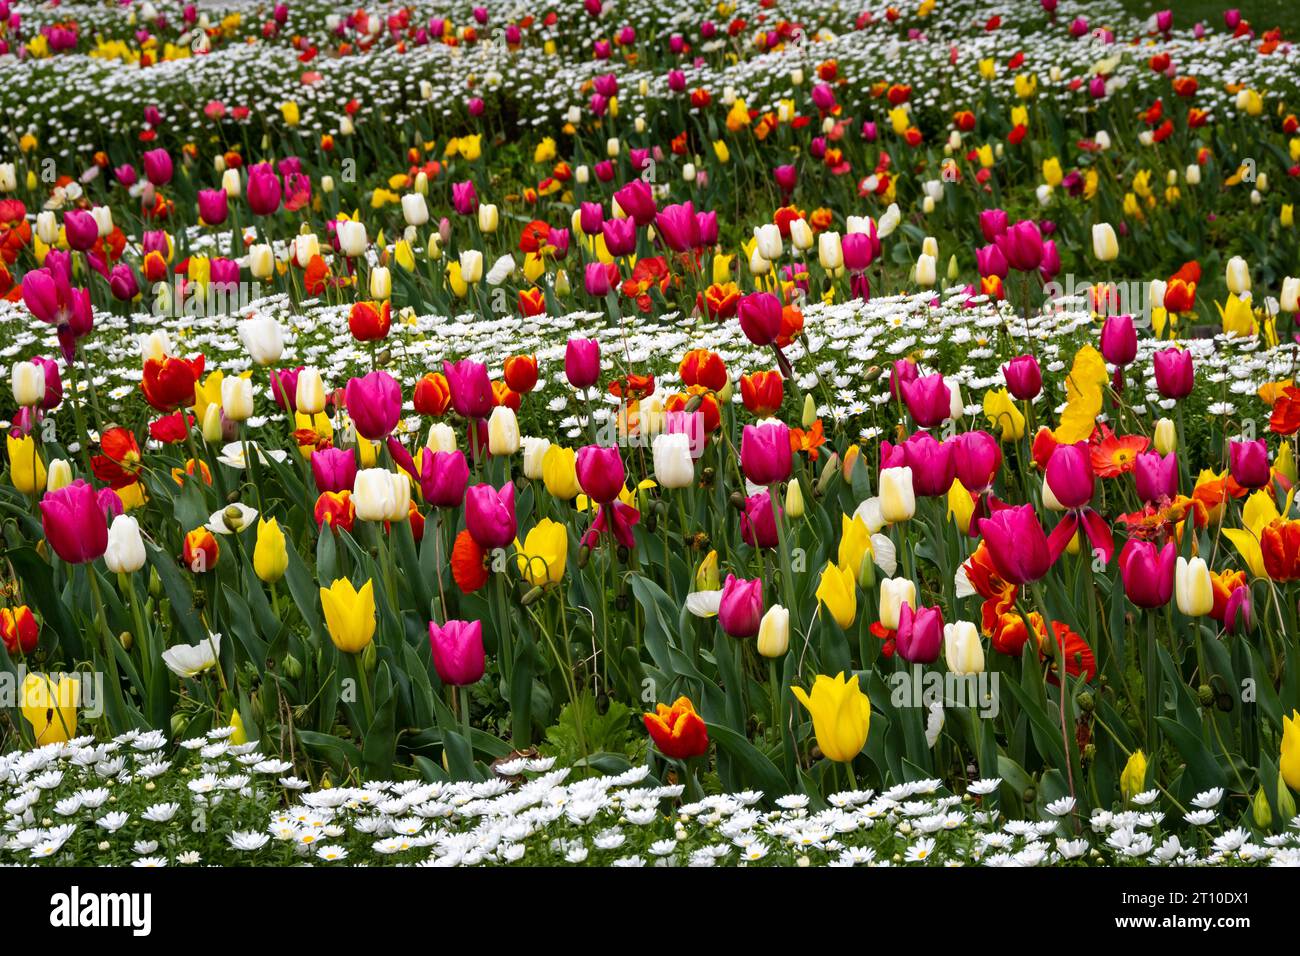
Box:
left=1116, top=0, right=1300, bottom=36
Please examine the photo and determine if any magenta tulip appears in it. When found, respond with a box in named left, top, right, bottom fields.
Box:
left=39, top=480, right=108, bottom=564
left=465, top=482, right=517, bottom=549
left=1045, top=443, right=1094, bottom=509
left=344, top=370, right=401, bottom=440
left=900, top=373, right=952, bottom=428
left=1118, top=539, right=1175, bottom=608
left=896, top=601, right=943, bottom=664
left=565, top=338, right=601, bottom=389
left=311, top=447, right=358, bottom=493
left=63, top=210, right=98, bottom=251
left=142, top=148, right=173, bottom=186
left=718, top=574, right=763, bottom=638
left=978, top=208, right=1009, bottom=242
left=421, top=450, right=470, bottom=507
left=1153, top=348, right=1193, bottom=398
left=994, top=219, right=1044, bottom=272
left=741, top=492, right=780, bottom=549
left=881, top=432, right=955, bottom=497
left=1228, top=438, right=1270, bottom=489
left=1134, top=451, right=1178, bottom=503
left=1100, top=314, right=1137, bottom=367
left=1002, top=354, right=1042, bottom=400
left=575, top=445, right=626, bottom=503
left=442, top=359, right=494, bottom=420
left=429, top=619, right=486, bottom=686
left=613, top=179, right=656, bottom=225
left=952, top=430, right=1001, bottom=493
left=600, top=217, right=637, bottom=257
left=246, top=165, right=282, bottom=216
left=740, top=421, right=792, bottom=485
left=977, top=505, right=1054, bottom=584
left=197, top=188, right=229, bottom=225
left=737, top=291, right=782, bottom=346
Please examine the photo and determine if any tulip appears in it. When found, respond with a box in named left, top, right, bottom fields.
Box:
left=613, top=179, right=656, bottom=225
left=466, top=482, right=517, bottom=549
left=952, top=431, right=1001, bottom=493
left=345, top=371, right=401, bottom=440
left=740, top=492, right=780, bottom=549
left=221, top=376, right=255, bottom=422
left=458, top=249, right=484, bottom=283
left=1118, top=539, right=1176, bottom=608
left=441, top=359, right=493, bottom=421
left=978, top=505, right=1054, bottom=584
left=104, top=514, right=146, bottom=574
left=296, top=368, right=327, bottom=415
left=642, top=697, right=709, bottom=759
left=1001, top=355, right=1041, bottom=400
left=740, top=421, right=791, bottom=485
left=565, top=338, right=601, bottom=389
left=1044, top=443, right=1094, bottom=510
left=336, top=219, right=368, bottom=258
left=487, top=406, right=520, bottom=456
left=142, top=148, right=173, bottom=186
left=542, top=445, right=582, bottom=499
left=401, top=193, right=429, bottom=227
left=1092, top=222, right=1119, bottom=261
left=39, top=480, right=108, bottom=564
left=652, top=432, right=695, bottom=489
left=718, top=574, right=763, bottom=638
left=1120, top=749, right=1148, bottom=800
left=785, top=478, right=806, bottom=520
left=1175, top=556, right=1213, bottom=617
left=900, top=374, right=952, bottom=428
left=896, top=601, right=943, bottom=664
left=944, top=621, right=985, bottom=675
left=11, top=361, right=45, bottom=408
left=818, top=231, right=843, bottom=271
left=21, top=674, right=79, bottom=745
left=0, top=606, right=38, bottom=656
left=1282, top=711, right=1300, bottom=792
left=312, top=447, right=357, bottom=494
left=47, top=459, right=73, bottom=493
left=1100, top=314, right=1137, bottom=367
left=756, top=605, right=790, bottom=658
left=1228, top=438, right=1270, bottom=489
left=1225, top=255, right=1251, bottom=296
left=878, top=466, right=916, bottom=523
left=515, top=518, right=568, bottom=587
left=197, top=188, right=228, bottom=225
left=320, top=578, right=377, bottom=653
left=915, top=253, right=937, bottom=287
left=240, top=316, right=284, bottom=366
left=353, top=469, right=410, bottom=522
left=1134, top=451, right=1178, bottom=503
left=575, top=445, right=625, bottom=504
left=791, top=672, right=871, bottom=763
left=522, top=437, right=551, bottom=480
left=246, top=166, right=282, bottom=215
left=737, top=292, right=782, bottom=346
left=420, top=450, right=470, bottom=508
left=1153, top=348, right=1193, bottom=398
left=816, top=562, right=857, bottom=629
left=161, top=635, right=221, bottom=678
left=995, top=219, right=1044, bottom=272
left=1153, top=418, right=1176, bottom=455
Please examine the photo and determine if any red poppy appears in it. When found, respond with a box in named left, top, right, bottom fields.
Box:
left=348, top=300, right=391, bottom=341
left=451, top=529, right=489, bottom=593
left=91, top=426, right=143, bottom=489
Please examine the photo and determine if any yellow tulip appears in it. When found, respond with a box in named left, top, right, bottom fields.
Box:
left=712, top=140, right=730, bottom=163
left=1224, top=487, right=1296, bottom=578
left=1042, top=157, right=1063, bottom=187
left=1216, top=294, right=1257, bottom=337
left=515, top=518, right=568, bottom=586
left=254, top=517, right=288, bottom=584
left=21, top=673, right=78, bottom=745
left=7, top=433, right=47, bottom=495
left=791, top=672, right=871, bottom=763
left=837, top=514, right=875, bottom=587
left=1282, top=710, right=1300, bottom=792
left=947, top=477, right=976, bottom=534
left=280, top=101, right=300, bottom=126
left=816, top=561, right=857, bottom=629
left=193, top=370, right=224, bottom=421
left=541, top=445, right=581, bottom=500
left=695, top=550, right=720, bottom=591
left=1120, top=749, right=1148, bottom=800
left=982, top=388, right=1025, bottom=441
left=319, top=578, right=377, bottom=653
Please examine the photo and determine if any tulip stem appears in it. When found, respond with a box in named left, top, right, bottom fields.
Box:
left=85, top=566, right=130, bottom=728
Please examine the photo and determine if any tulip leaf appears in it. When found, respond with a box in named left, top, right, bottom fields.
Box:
left=705, top=721, right=789, bottom=797
left=3, top=546, right=81, bottom=658
left=282, top=537, right=322, bottom=640
left=145, top=542, right=207, bottom=645
left=362, top=664, right=397, bottom=779
left=1156, top=716, right=1227, bottom=792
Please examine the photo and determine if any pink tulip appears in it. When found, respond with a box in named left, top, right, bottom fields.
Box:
left=451, top=180, right=478, bottom=216
left=896, top=602, right=943, bottom=664
left=718, top=574, right=763, bottom=638
left=1002, top=354, right=1041, bottom=400
left=994, top=219, right=1044, bottom=272
left=142, top=148, right=173, bottom=186
left=198, top=188, right=229, bottom=225
left=1045, top=443, right=1094, bottom=509
left=1134, top=451, right=1178, bottom=503
left=737, top=291, right=782, bottom=346
left=773, top=164, right=797, bottom=194
left=579, top=201, right=604, bottom=235
left=741, top=491, right=780, bottom=548
left=421, top=450, right=470, bottom=507
left=740, top=422, right=792, bottom=485
left=882, top=432, right=954, bottom=497
left=1100, top=314, right=1137, bottom=367
left=655, top=201, right=698, bottom=252
left=952, top=430, right=1001, bottom=493
left=976, top=243, right=1008, bottom=279
left=978, top=208, right=1009, bottom=242
left=1119, top=539, right=1175, bottom=608
left=613, top=180, right=656, bottom=225
left=442, top=359, right=494, bottom=420
left=900, top=373, right=951, bottom=428
left=565, top=338, right=601, bottom=389
left=108, top=264, right=139, bottom=302
left=344, top=371, right=401, bottom=440
left=600, top=217, right=636, bottom=257
left=311, top=447, right=357, bottom=493
left=429, top=620, right=485, bottom=686
left=576, top=445, right=626, bottom=504
left=978, top=505, right=1054, bottom=584
left=1228, top=438, right=1270, bottom=489
left=246, top=165, right=282, bottom=216
left=465, top=482, right=517, bottom=549
left=63, top=210, right=98, bottom=251
left=39, top=480, right=108, bottom=564
left=842, top=232, right=874, bottom=272
left=1153, top=348, right=1193, bottom=398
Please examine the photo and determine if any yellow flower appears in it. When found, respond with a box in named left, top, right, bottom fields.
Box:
left=533, top=137, right=556, bottom=164
left=1216, top=294, right=1257, bottom=338
left=7, top=433, right=47, bottom=495
left=975, top=144, right=994, bottom=168
left=978, top=57, right=997, bottom=81
left=947, top=477, right=976, bottom=534
left=982, top=388, right=1026, bottom=441
left=815, top=561, right=857, bottom=630
left=1013, top=72, right=1038, bottom=98
left=1224, top=487, right=1296, bottom=578
left=446, top=260, right=468, bottom=298
left=1120, top=749, right=1148, bottom=800
left=725, top=98, right=751, bottom=131
left=394, top=239, right=416, bottom=272
left=695, top=550, right=720, bottom=590
left=838, top=514, right=875, bottom=587
left=253, top=517, right=288, bottom=584
left=1009, top=105, right=1028, bottom=127
left=319, top=578, right=377, bottom=653
left=229, top=708, right=248, bottom=745
left=1283, top=204, right=1295, bottom=228
left=791, top=672, right=871, bottom=763
left=458, top=134, right=483, bottom=162
left=1042, top=157, right=1063, bottom=187
left=193, top=370, right=224, bottom=421
left=280, top=101, right=300, bottom=127
left=889, top=107, right=910, bottom=136
left=515, top=518, right=568, bottom=586
left=1282, top=710, right=1300, bottom=792
left=712, top=140, right=730, bottom=163
left=541, top=445, right=581, bottom=500
left=21, top=673, right=79, bottom=745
